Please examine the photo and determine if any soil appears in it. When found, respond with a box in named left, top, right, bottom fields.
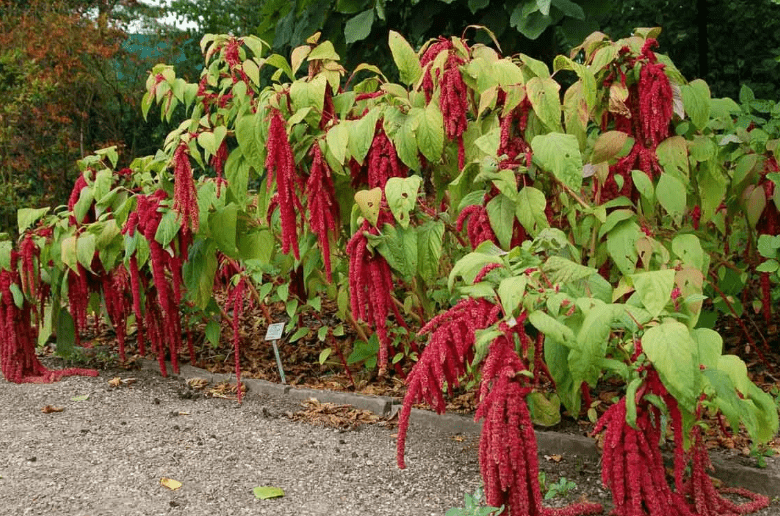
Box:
left=1, top=356, right=778, bottom=516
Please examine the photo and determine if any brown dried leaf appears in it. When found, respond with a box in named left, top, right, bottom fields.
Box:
left=108, top=377, right=121, bottom=388
left=41, top=405, right=64, bottom=414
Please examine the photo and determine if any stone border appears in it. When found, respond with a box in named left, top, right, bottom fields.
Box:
left=139, top=359, right=780, bottom=498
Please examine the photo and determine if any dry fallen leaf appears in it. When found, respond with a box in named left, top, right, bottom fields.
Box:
left=186, top=377, right=209, bottom=390
left=451, top=435, right=466, bottom=442
left=41, top=405, right=64, bottom=414
left=108, top=377, right=121, bottom=388
left=544, top=454, right=563, bottom=463
left=160, top=477, right=182, bottom=491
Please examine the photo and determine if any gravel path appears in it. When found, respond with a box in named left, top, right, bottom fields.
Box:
left=0, top=360, right=777, bottom=516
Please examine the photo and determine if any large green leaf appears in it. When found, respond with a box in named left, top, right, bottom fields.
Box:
left=347, top=108, right=380, bottom=164
left=497, top=276, right=527, bottom=316
left=388, top=30, right=422, bottom=86
left=526, top=77, right=562, bottom=132
left=681, top=79, right=711, bottom=131
left=542, top=256, right=596, bottom=284
left=290, top=74, right=327, bottom=113
left=529, top=310, right=575, bottom=346
left=416, top=220, right=444, bottom=283
left=531, top=133, right=581, bottom=191
left=515, top=186, right=548, bottom=237
left=656, top=173, right=686, bottom=225
left=154, top=210, right=180, bottom=248
left=17, top=207, right=50, bottom=235
left=655, top=136, right=689, bottom=182
left=544, top=336, right=580, bottom=415
left=376, top=224, right=417, bottom=280
left=630, top=269, right=675, bottom=318
left=486, top=194, right=516, bottom=249
left=570, top=303, right=615, bottom=386
left=606, top=220, right=640, bottom=276
left=208, top=203, right=238, bottom=257
left=642, top=320, right=698, bottom=411
left=326, top=124, right=349, bottom=164
left=76, top=233, right=96, bottom=272
left=416, top=102, right=444, bottom=162
left=183, top=240, right=217, bottom=310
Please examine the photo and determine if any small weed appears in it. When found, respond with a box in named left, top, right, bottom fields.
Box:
left=749, top=444, right=776, bottom=468
left=539, top=472, right=577, bottom=500
left=446, top=485, right=504, bottom=516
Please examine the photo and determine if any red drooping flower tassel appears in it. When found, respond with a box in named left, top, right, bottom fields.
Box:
left=457, top=204, right=498, bottom=249
left=0, top=267, right=97, bottom=383
left=396, top=297, right=501, bottom=468
left=172, top=140, right=200, bottom=236
left=306, top=143, right=340, bottom=282
left=266, top=109, right=304, bottom=259
left=346, top=215, right=407, bottom=375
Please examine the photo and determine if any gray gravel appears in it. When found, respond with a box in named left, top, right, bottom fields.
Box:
left=0, top=360, right=777, bottom=516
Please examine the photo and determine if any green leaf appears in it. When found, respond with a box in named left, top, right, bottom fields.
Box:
left=515, top=186, right=549, bottom=237
left=630, top=269, right=675, bottom=318
left=326, top=124, right=349, bottom=164
left=376, top=224, right=418, bottom=280
left=290, top=75, right=327, bottom=113
left=70, top=394, right=90, bottom=402
left=692, top=327, right=722, bottom=370
left=61, top=236, right=78, bottom=272
left=542, top=256, right=596, bottom=284
left=527, top=392, right=561, bottom=426
left=681, top=79, right=711, bottom=130
left=154, top=210, right=180, bottom=248
left=624, top=377, right=642, bottom=428
left=655, top=136, right=689, bottom=182
left=345, top=9, right=374, bottom=44
left=55, top=308, right=76, bottom=357
left=385, top=176, right=421, bottom=229
left=570, top=303, right=615, bottom=386
left=347, top=108, right=379, bottom=164
left=655, top=173, right=686, bottom=225
left=290, top=326, right=311, bottom=342
left=526, top=78, right=562, bottom=132
left=672, top=234, right=705, bottom=271
left=417, top=220, right=445, bottom=283
left=184, top=240, right=217, bottom=310
left=528, top=310, right=575, bottom=346
left=76, top=233, right=96, bottom=272
left=531, top=133, right=581, bottom=191
left=551, top=0, right=585, bottom=19
left=17, top=207, right=50, bottom=235
left=498, top=276, right=527, bottom=316
left=606, top=220, right=641, bottom=276
left=205, top=319, right=221, bottom=347
left=209, top=204, right=238, bottom=257
left=486, top=194, right=516, bottom=249
left=388, top=30, right=422, bottom=86
left=642, top=320, right=698, bottom=410
left=544, top=336, right=580, bottom=415
left=631, top=170, right=655, bottom=204
left=319, top=348, right=332, bottom=364
left=225, top=150, right=249, bottom=204
left=448, top=250, right=502, bottom=291
left=511, top=7, right=553, bottom=40
left=308, top=41, right=340, bottom=61
left=253, top=486, right=285, bottom=500
left=9, top=282, right=23, bottom=308
left=416, top=103, right=445, bottom=162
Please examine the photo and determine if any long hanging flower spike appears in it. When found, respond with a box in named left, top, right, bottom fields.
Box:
left=306, top=143, right=340, bottom=282
left=397, top=297, right=501, bottom=469
left=346, top=214, right=408, bottom=374
left=266, top=108, right=304, bottom=259
left=172, top=139, right=200, bottom=236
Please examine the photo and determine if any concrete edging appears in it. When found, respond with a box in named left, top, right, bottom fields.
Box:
left=138, top=359, right=780, bottom=498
